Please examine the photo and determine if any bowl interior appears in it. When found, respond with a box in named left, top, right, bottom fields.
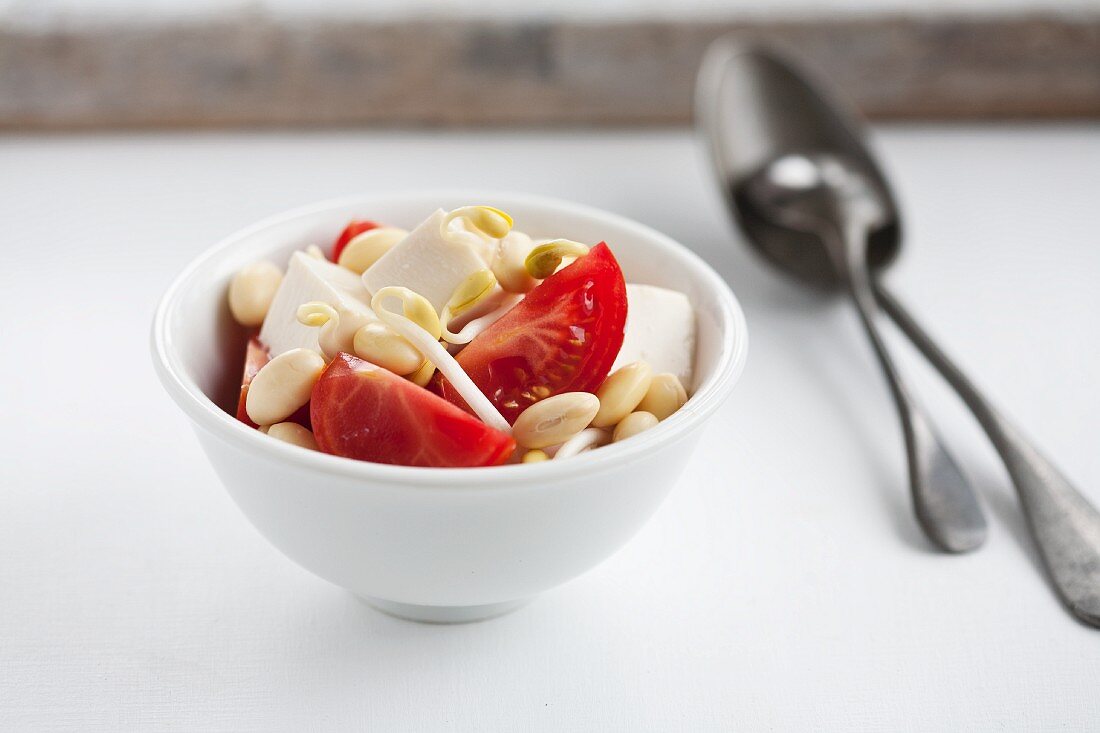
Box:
left=157, top=191, right=746, bottom=474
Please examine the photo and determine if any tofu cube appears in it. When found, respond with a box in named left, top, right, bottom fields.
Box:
left=361, top=209, right=488, bottom=313
left=612, top=283, right=696, bottom=387
left=258, top=252, right=375, bottom=356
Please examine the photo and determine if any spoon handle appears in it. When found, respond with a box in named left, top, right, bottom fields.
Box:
left=827, top=218, right=987, bottom=552
left=875, top=284, right=1100, bottom=626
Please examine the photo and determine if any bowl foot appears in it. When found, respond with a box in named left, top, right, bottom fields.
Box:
left=360, top=596, right=530, bottom=623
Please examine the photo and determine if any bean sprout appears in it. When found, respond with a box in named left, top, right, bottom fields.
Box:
left=525, top=240, right=590, bottom=279
left=441, top=205, right=513, bottom=241
left=442, top=292, right=524, bottom=345
left=369, top=286, right=441, bottom=340
left=440, top=268, right=496, bottom=334
left=371, top=287, right=510, bottom=434
left=296, top=302, right=338, bottom=328
left=408, top=359, right=437, bottom=388
left=439, top=269, right=524, bottom=345
left=553, top=428, right=611, bottom=460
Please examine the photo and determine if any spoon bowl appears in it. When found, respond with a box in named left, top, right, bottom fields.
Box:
left=745, top=152, right=890, bottom=244
left=697, top=42, right=900, bottom=288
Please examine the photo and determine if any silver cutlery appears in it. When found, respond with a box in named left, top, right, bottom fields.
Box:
left=696, top=42, right=986, bottom=555
left=696, top=40, right=1100, bottom=626
left=744, top=150, right=987, bottom=554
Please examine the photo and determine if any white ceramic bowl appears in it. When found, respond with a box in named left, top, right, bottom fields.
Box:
left=152, top=191, right=748, bottom=622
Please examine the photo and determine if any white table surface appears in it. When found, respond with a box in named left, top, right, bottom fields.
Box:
left=2, top=126, right=1098, bottom=731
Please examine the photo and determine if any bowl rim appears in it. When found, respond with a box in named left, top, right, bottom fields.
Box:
left=151, top=190, right=748, bottom=489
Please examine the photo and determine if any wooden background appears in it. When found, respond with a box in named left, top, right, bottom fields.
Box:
left=2, top=14, right=1099, bottom=128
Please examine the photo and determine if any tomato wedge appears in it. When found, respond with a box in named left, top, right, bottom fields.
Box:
left=311, top=353, right=516, bottom=467
left=331, top=219, right=381, bottom=261
left=432, top=242, right=627, bottom=424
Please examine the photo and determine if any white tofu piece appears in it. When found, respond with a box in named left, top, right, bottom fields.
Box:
left=612, top=283, right=696, bottom=386
left=361, top=209, right=488, bottom=313
left=259, top=252, right=375, bottom=356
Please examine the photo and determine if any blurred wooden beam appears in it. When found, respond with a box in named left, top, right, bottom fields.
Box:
left=1, top=15, right=1099, bottom=129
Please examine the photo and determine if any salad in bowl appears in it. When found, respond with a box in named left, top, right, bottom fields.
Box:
left=152, top=192, right=746, bottom=622
left=228, top=204, right=699, bottom=468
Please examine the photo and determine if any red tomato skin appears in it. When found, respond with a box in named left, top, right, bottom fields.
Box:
left=432, top=242, right=627, bottom=423
left=311, top=353, right=516, bottom=468
left=331, top=220, right=381, bottom=261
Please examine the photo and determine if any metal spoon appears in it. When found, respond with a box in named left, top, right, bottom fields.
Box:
left=694, top=42, right=985, bottom=554
left=696, top=40, right=1100, bottom=625
left=746, top=151, right=986, bottom=553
